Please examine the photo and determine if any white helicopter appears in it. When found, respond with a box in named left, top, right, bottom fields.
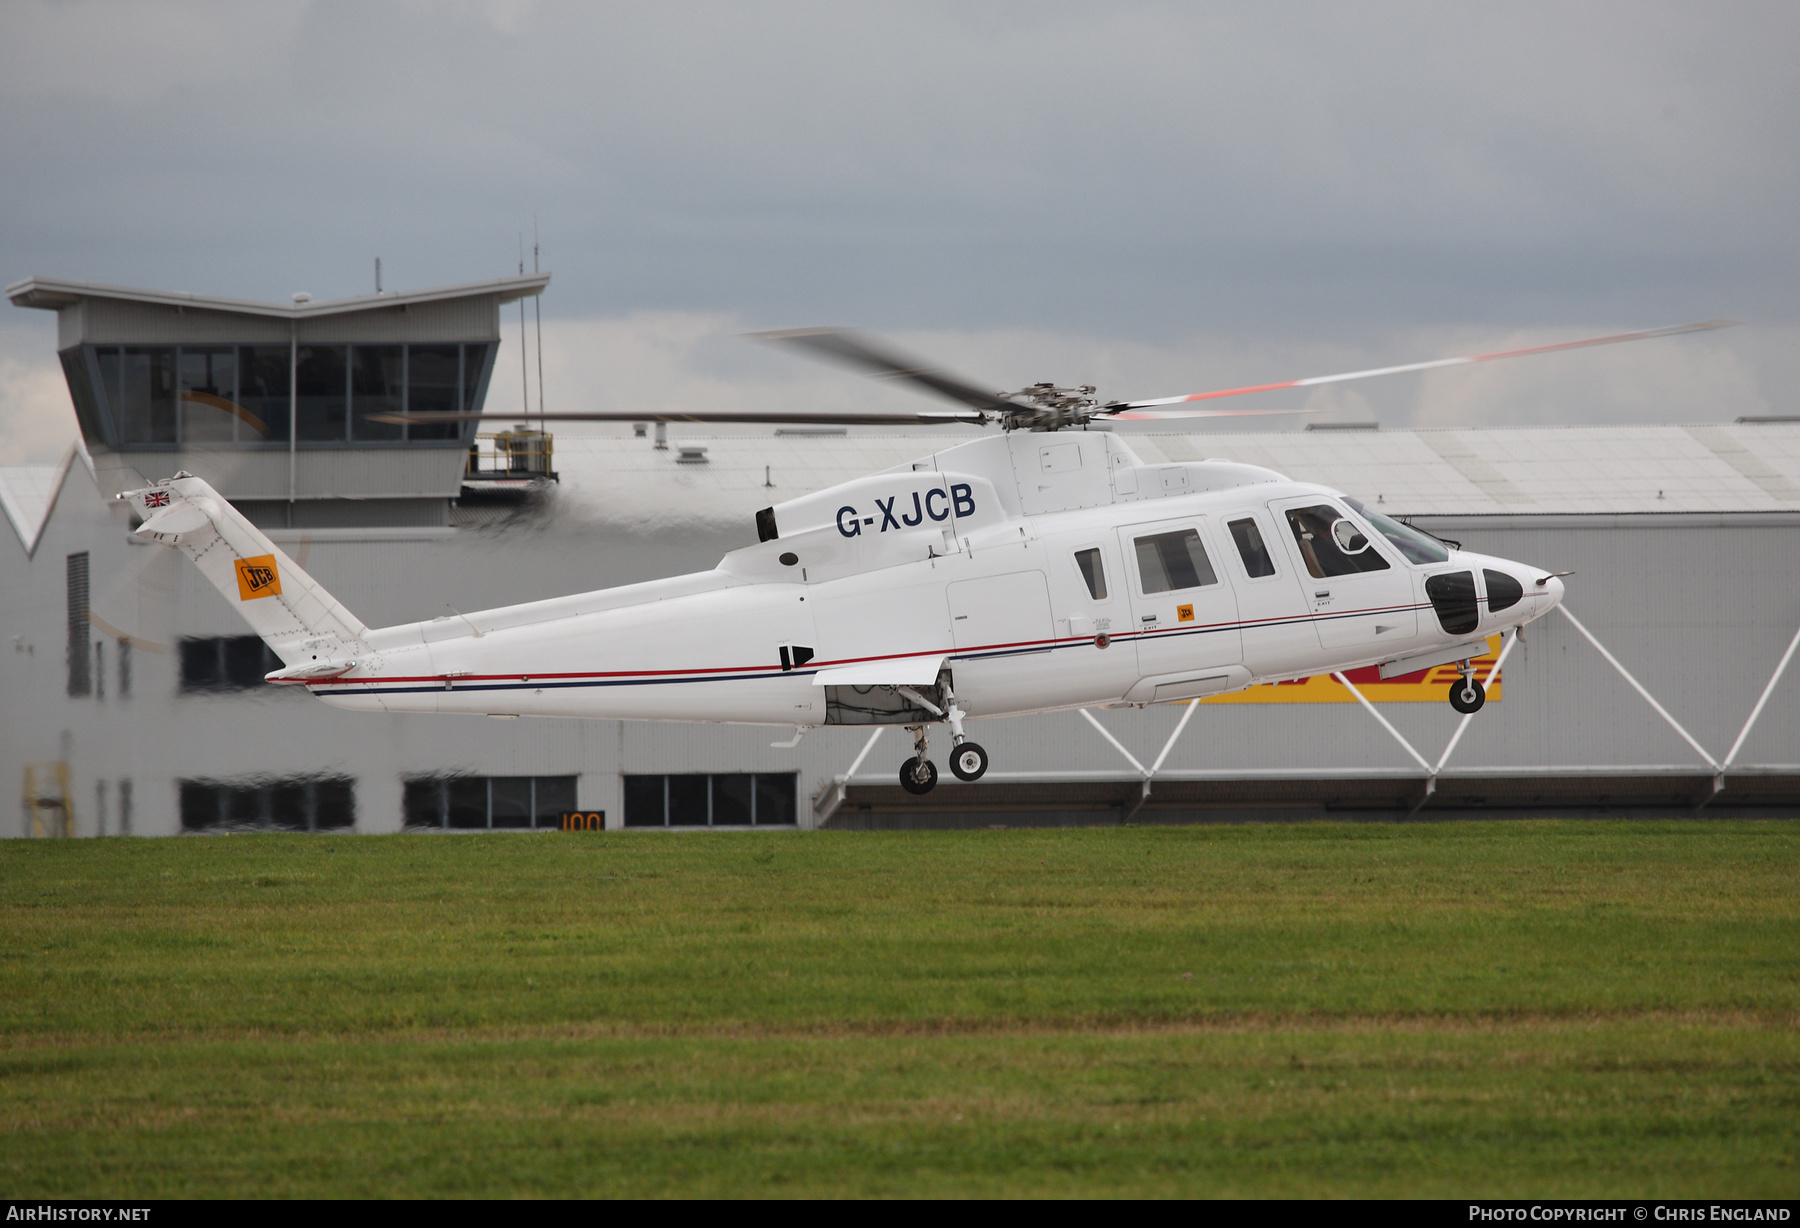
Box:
left=121, top=321, right=1728, bottom=793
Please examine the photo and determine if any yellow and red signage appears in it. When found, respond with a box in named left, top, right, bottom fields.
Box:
left=1202, top=634, right=1502, bottom=704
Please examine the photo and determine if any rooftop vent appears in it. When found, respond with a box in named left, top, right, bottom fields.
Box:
left=1305, top=421, right=1379, bottom=431
left=291, top=292, right=311, bottom=303
left=676, top=444, right=709, bottom=465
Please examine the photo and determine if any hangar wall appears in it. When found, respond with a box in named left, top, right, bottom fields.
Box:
left=5, top=453, right=1797, bottom=836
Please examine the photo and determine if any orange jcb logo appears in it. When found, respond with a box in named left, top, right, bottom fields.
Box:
left=235, top=554, right=283, bottom=601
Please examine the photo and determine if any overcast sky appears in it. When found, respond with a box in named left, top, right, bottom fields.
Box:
left=3, top=0, right=1797, bottom=461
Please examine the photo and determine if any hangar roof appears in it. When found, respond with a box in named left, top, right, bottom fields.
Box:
left=545, top=420, right=1800, bottom=530
left=6, top=422, right=1799, bottom=551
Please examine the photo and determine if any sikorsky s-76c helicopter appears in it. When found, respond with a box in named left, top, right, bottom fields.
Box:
left=121, top=321, right=1729, bottom=793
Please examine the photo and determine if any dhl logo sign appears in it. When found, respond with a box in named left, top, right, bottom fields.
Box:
left=1203, top=635, right=1503, bottom=704
left=234, top=554, right=283, bottom=601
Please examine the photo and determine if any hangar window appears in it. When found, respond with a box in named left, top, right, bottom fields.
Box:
left=1344, top=499, right=1450, bottom=565
left=1285, top=505, right=1391, bottom=579
left=179, top=636, right=284, bottom=693
left=1227, top=518, right=1276, bottom=578
left=1484, top=569, right=1524, bottom=613
left=1074, top=548, right=1108, bottom=600
left=403, top=775, right=577, bottom=830
left=624, top=773, right=797, bottom=827
left=179, top=776, right=355, bottom=832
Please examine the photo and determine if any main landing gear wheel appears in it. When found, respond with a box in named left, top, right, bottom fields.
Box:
left=949, top=742, right=989, bottom=782
left=899, top=756, right=938, bottom=795
left=1449, top=677, right=1486, bottom=714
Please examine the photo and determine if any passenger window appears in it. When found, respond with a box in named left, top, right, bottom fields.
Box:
left=1484, top=569, right=1523, bottom=613
left=1133, top=529, right=1218, bottom=594
left=1074, top=548, right=1108, bottom=600
left=1285, top=505, right=1391, bottom=579
left=1227, top=518, right=1276, bottom=578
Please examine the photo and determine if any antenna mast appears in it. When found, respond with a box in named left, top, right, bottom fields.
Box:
left=533, top=218, right=545, bottom=430
left=518, top=235, right=529, bottom=420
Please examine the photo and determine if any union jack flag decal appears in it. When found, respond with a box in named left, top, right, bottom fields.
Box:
left=145, top=491, right=170, bottom=508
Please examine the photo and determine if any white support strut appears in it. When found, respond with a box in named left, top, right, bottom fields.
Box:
left=1723, top=623, right=1800, bottom=770
left=1434, top=630, right=1518, bottom=774
left=1150, top=699, right=1201, bottom=778
left=1079, top=708, right=1148, bottom=776
left=844, top=726, right=886, bottom=780
left=1558, top=605, right=1719, bottom=771
left=1332, top=671, right=1435, bottom=775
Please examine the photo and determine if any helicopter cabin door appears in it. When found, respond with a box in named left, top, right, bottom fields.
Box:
left=1270, top=497, right=1418, bottom=651
left=1116, top=518, right=1243, bottom=681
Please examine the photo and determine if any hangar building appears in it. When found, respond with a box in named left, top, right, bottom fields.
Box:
left=4, top=274, right=1798, bottom=835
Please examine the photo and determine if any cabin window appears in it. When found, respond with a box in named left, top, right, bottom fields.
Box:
left=1484, top=569, right=1524, bottom=613
left=1344, top=498, right=1450, bottom=565
left=1074, top=548, right=1108, bottom=600
left=1133, top=529, right=1218, bottom=594
left=1285, top=505, right=1391, bottom=579
left=1425, top=571, right=1480, bottom=636
left=1227, top=518, right=1276, bottom=578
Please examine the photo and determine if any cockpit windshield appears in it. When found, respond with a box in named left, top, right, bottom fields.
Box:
left=1344, top=498, right=1451, bottom=565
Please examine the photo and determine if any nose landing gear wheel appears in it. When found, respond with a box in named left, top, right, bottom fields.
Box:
left=1449, top=677, right=1486, bottom=714
left=899, top=756, right=938, bottom=795
left=949, top=742, right=989, bottom=782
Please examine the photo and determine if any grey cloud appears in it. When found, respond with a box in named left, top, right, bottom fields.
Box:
left=1, top=0, right=1796, bottom=451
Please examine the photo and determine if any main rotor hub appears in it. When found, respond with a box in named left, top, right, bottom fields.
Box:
left=997, top=383, right=1103, bottom=431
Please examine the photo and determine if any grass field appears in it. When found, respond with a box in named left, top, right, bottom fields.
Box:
left=1, top=820, right=1796, bottom=1198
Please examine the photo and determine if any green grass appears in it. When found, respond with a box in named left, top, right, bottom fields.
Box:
left=1, top=821, right=1795, bottom=1197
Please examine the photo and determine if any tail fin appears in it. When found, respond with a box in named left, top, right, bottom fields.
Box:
left=119, top=473, right=369, bottom=670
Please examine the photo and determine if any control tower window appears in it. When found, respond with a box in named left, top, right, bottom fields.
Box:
left=121, top=347, right=177, bottom=444
left=295, top=345, right=349, bottom=441
left=179, top=348, right=239, bottom=443
left=351, top=346, right=404, bottom=441
left=461, top=344, right=489, bottom=413
left=70, top=341, right=489, bottom=449
left=406, top=345, right=461, bottom=439
left=238, top=347, right=291, bottom=442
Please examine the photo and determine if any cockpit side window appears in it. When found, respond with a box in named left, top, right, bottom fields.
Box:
left=1074, top=548, right=1108, bottom=600
left=1227, top=517, right=1276, bottom=578
left=1133, top=529, right=1218, bottom=594
left=1484, top=569, right=1523, bottom=613
left=1344, top=498, right=1451, bottom=565
left=1285, top=505, right=1391, bottom=579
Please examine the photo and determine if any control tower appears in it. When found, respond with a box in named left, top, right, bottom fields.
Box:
left=6, top=272, right=548, bottom=527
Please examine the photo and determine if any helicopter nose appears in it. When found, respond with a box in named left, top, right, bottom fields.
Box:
left=1538, top=573, right=1565, bottom=607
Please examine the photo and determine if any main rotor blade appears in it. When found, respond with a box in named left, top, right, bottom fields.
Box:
left=1107, top=406, right=1318, bottom=421
left=364, top=409, right=987, bottom=427
left=747, top=327, right=1021, bottom=415
left=1115, top=320, right=1740, bottom=409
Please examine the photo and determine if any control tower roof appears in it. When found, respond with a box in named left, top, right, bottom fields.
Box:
left=6, top=273, right=550, bottom=318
